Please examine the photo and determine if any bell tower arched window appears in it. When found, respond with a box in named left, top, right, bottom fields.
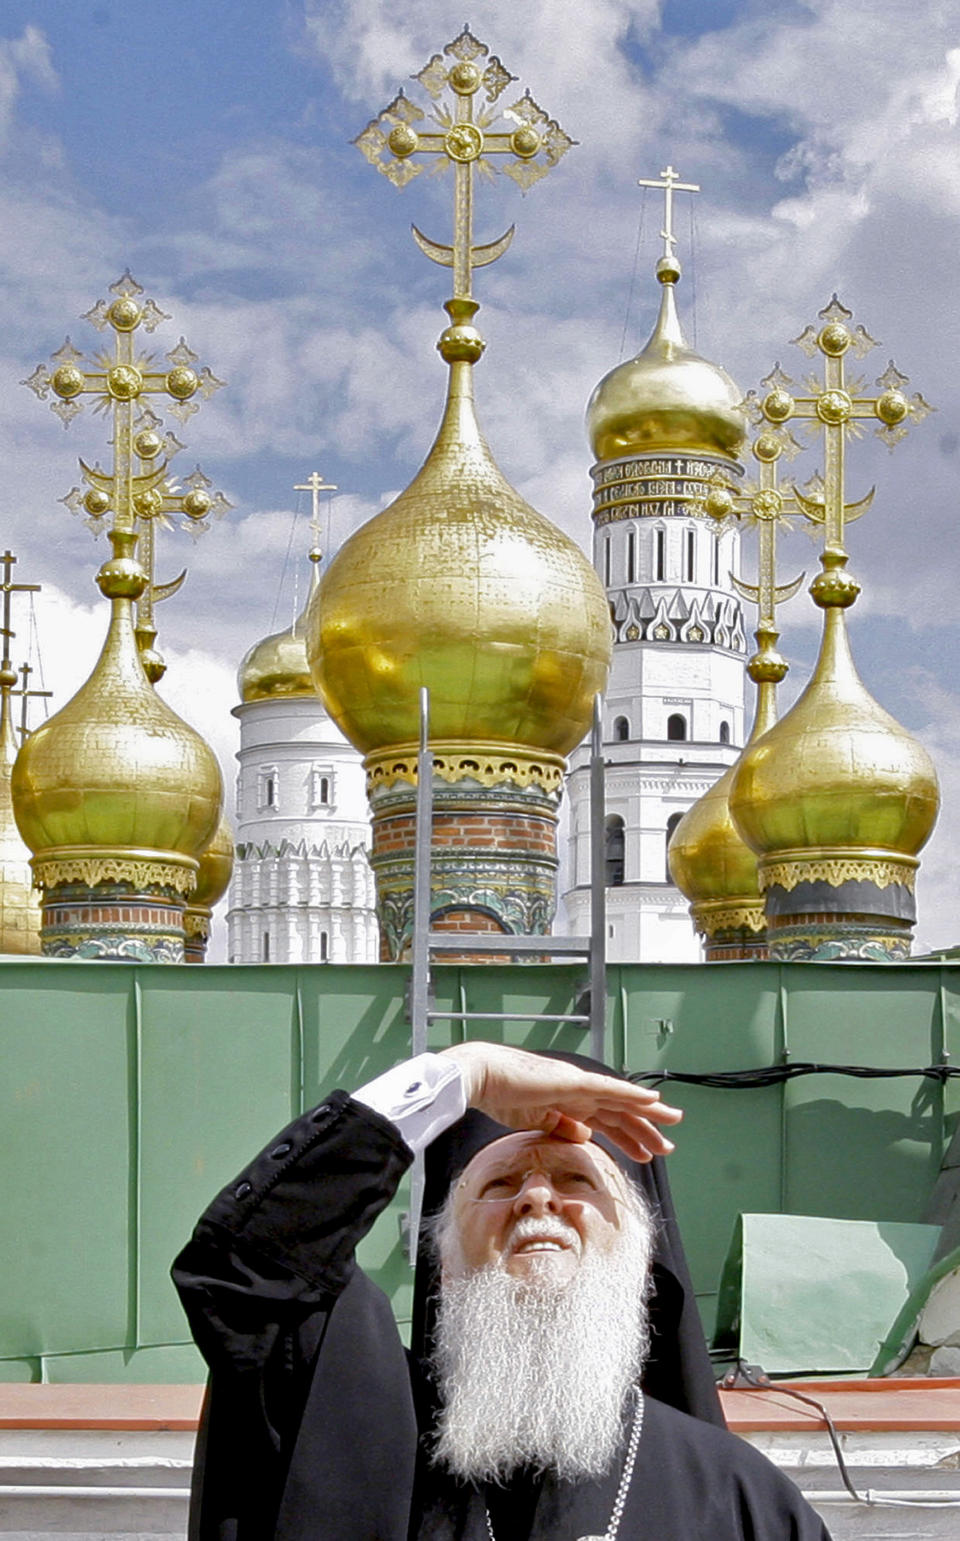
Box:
left=613, top=716, right=629, bottom=742
left=667, top=713, right=687, bottom=741
left=605, top=815, right=625, bottom=887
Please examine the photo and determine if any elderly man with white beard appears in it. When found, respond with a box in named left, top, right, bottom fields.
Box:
left=174, top=1042, right=831, bottom=1541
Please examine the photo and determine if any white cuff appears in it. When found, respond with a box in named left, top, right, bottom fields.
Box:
left=353, top=1053, right=467, bottom=1155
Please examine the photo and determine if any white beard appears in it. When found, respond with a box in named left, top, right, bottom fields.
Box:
left=429, top=1197, right=653, bottom=1485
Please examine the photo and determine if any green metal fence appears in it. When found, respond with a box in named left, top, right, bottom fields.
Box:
left=1, top=958, right=957, bottom=1382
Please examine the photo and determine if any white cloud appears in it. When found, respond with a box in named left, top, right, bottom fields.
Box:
left=0, top=26, right=56, bottom=149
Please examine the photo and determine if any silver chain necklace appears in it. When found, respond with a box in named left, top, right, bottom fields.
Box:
left=483, top=1390, right=644, bottom=1541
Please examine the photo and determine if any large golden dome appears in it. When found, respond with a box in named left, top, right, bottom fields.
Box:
left=587, top=260, right=747, bottom=464
left=309, top=302, right=611, bottom=757
left=0, top=669, right=41, bottom=954
left=731, top=592, right=939, bottom=860
left=13, top=547, right=222, bottom=864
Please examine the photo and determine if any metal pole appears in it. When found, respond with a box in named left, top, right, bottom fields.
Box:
left=589, top=694, right=607, bottom=1063
left=407, top=687, right=433, bottom=1261
left=410, top=687, right=433, bottom=1060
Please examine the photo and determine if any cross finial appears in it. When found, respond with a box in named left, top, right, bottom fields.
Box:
left=751, top=297, right=932, bottom=600
left=0, top=549, right=40, bottom=673
left=637, top=165, right=700, bottom=265
left=354, top=27, right=574, bottom=301
left=295, top=471, right=337, bottom=568
left=14, top=659, right=52, bottom=741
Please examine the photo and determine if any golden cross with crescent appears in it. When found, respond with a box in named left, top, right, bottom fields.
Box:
left=354, top=25, right=575, bottom=299
left=58, top=398, right=230, bottom=682
left=753, top=296, right=931, bottom=562
left=637, top=165, right=700, bottom=263
left=22, top=271, right=225, bottom=544
left=693, top=435, right=805, bottom=690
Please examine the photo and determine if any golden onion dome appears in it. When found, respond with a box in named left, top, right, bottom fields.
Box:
left=192, top=810, right=235, bottom=911
left=12, top=539, right=222, bottom=862
left=586, top=259, right=747, bottom=464
left=308, top=300, right=611, bottom=756
left=669, top=647, right=782, bottom=909
left=238, top=597, right=315, bottom=703
left=0, top=670, right=41, bottom=954
left=730, top=592, right=939, bottom=860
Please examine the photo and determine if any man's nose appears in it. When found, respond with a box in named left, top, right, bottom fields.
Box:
left=513, top=1172, right=559, bottom=1214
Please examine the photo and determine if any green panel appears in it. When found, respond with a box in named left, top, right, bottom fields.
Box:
left=299, top=962, right=417, bottom=1311
left=138, top=965, right=303, bottom=1347
left=41, top=1342, right=205, bottom=1383
left=782, top=964, right=944, bottom=1222
left=1, top=957, right=958, bottom=1382
left=0, top=962, right=132, bottom=1359
left=618, top=963, right=784, bottom=1320
left=715, top=1213, right=941, bottom=1374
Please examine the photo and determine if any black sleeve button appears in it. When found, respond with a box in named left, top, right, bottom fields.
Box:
left=310, top=1102, right=331, bottom=1123
left=234, top=1181, right=253, bottom=1199
left=271, top=1142, right=293, bottom=1159
left=405, top=1082, right=422, bottom=1096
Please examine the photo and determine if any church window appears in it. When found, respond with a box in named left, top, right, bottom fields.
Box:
left=685, top=528, right=695, bottom=582
left=665, top=812, right=684, bottom=881
left=320, top=930, right=328, bottom=962
left=719, top=720, right=731, bottom=745
left=605, top=815, right=625, bottom=887
left=713, top=534, right=719, bottom=586
left=311, top=768, right=334, bottom=809
left=667, top=713, right=687, bottom=741
left=613, top=716, right=629, bottom=742
left=262, top=931, right=270, bottom=962
left=604, top=534, right=611, bottom=586
left=655, top=528, right=665, bottom=581
left=627, top=528, right=637, bottom=584
left=259, top=768, right=278, bottom=810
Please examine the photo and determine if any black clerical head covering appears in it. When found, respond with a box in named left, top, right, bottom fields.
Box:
left=411, top=1050, right=724, bottom=1428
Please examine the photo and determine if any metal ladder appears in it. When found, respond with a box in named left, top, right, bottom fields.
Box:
left=403, top=688, right=608, bottom=1258
left=407, top=687, right=608, bottom=1061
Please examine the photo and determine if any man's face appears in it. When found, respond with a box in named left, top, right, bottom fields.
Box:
left=449, top=1130, right=627, bottom=1285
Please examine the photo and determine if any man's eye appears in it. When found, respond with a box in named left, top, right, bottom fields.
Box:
left=558, top=1171, right=597, bottom=1191
left=479, top=1176, right=513, bottom=1197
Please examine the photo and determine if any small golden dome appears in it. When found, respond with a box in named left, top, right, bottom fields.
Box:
left=238, top=601, right=315, bottom=703
left=669, top=652, right=781, bottom=909
left=193, top=810, right=235, bottom=910
left=0, top=678, right=41, bottom=954
left=12, top=560, right=222, bottom=863
left=730, top=605, right=939, bottom=859
left=309, top=303, right=611, bottom=756
left=587, top=269, right=747, bottom=463
left=669, top=762, right=759, bottom=909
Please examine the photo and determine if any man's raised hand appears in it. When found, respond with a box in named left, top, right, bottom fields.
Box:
left=439, top=1042, right=682, bottom=1163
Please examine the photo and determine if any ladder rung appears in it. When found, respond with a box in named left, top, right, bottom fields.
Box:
left=427, top=933, right=591, bottom=956
left=425, top=1011, right=590, bottom=1023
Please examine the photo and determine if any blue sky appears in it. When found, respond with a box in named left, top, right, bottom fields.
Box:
left=1, top=0, right=959, bottom=950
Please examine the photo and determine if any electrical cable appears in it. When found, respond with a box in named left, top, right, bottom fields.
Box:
left=618, top=189, right=646, bottom=362
left=629, top=1062, right=958, bottom=1090
left=721, top=1363, right=960, bottom=1508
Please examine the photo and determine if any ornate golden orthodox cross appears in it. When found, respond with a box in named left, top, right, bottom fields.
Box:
left=354, top=25, right=574, bottom=298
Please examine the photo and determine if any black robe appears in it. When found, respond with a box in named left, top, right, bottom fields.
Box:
left=173, top=1091, right=831, bottom=1540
